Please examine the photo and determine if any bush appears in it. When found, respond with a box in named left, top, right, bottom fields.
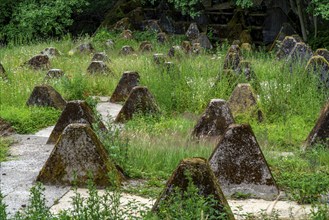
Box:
left=1, top=0, right=88, bottom=44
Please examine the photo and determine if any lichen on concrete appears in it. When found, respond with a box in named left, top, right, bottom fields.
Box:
left=209, top=124, right=279, bottom=200
left=305, top=100, right=329, bottom=148
left=47, top=100, right=106, bottom=144
left=26, top=85, right=66, bottom=110
left=192, top=99, right=235, bottom=141
left=115, top=86, right=159, bottom=123
left=38, top=123, right=123, bottom=186
left=152, top=157, right=235, bottom=220
left=110, top=71, right=140, bottom=103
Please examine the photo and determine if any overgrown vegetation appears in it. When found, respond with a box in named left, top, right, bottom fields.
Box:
left=0, top=29, right=328, bottom=219
left=0, top=138, right=12, bottom=162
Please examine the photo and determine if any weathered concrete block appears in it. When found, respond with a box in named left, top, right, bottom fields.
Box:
left=120, top=45, right=135, bottom=56
left=87, top=61, right=112, bottom=74
left=315, top=48, right=329, bottom=62
left=92, top=52, right=109, bottom=62
left=110, top=71, right=140, bottom=103
left=186, top=23, right=200, bottom=41
left=223, top=45, right=242, bottom=71
left=47, top=100, right=106, bottom=144
left=45, top=69, right=64, bottom=79
left=228, top=83, right=260, bottom=119
left=139, top=41, right=153, bottom=52
left=115, top=86, right=159, bottom=123
left=209, top=124, right=279, bottom=200
left=305, top=55, right=329, bottom=87
left=40, top=47, right=60, bottom=58
left=25, top=54, right=50, bottom=70
left=26, top=85, right=66, bottom=110
left=0, top=63, right=6, bottom=79
left=38, top=123, right=123, bottom=186
left=276, top=36, right=301, bottom=60
left=192, top=99, right=234, bottom=141
left=152, top=157, right=235, bottom=220
left=287, top=42, right=313, bottom=62
left=305, top=100, right=329, bottom=148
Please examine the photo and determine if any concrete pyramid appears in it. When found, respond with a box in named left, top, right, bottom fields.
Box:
left=115, top=86, right=159, bottom=123
left=38, top=123, right=122, bottom=186
left=276, top=35, right=301, bottom=60
left=209, top=124, right=279, bottom=200
left=223, top=44, right=242, bottom=71
left=26, top=85, right=66, bottom=110
left=305, top=100, right=329, bottom=148
left=152, top=157, right=235, bottom=220
left=110, top=71, right=140, bottom=103
left=228, top=83, right=260, bottom=117
left=192, top=99, right=234, bottom=140
left=315, top=48, right=329, bottom=62
left=47, top=100, right=106, bottom=144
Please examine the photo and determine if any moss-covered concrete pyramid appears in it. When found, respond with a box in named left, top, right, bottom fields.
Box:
left=209, top=124, right=279, bottom=200
left=305, top=55, right=329, bottom=87
left=228, top=83, right=261, bottom=120
left=288, top=42, right=313, bottom=62
left=152, top=157, right=235, bottom=220
left=47, top=100, right=106, bottom=144
left=315, top=48, right=329, bottom=62
left=276, top=35, right=301, bottom=60
left=115, top=86, right=159, bottom=123
left=25, top=54, right=50, bottom=70
left=192, top=99, right=235, bottom=141
left=110, top=71, right=140, bottom=103
left=38, top=123, right=122, bottom=186
left=223, top=44, right=242, bottom=71
left=305, top=100, right=329, bottom=148
left=26, top=85, right=66, bottom=110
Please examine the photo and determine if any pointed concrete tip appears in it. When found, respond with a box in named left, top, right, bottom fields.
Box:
left=192, top=98, right=234, bottom=140
left=110, top=71, right=140, bottom=103
left=115, top=86, right=159, bottom=123
left=26, top=85, right=66, bottom=110
left=47, top=100, right=106, bottom=144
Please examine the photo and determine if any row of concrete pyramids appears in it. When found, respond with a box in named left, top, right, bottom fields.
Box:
left=26, top=69, right=329, bottom=148
left=35, top=105, right=273, bottom=219
left=35, top=103, right=328, bottom=217
left=31, top=85, right=327, bottom=219
left=37, top=120, right=237, bottom=216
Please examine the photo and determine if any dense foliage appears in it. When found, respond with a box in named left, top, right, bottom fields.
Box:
left=0, top=0, right=87, bottom=44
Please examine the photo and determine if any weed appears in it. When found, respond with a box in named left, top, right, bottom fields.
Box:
left=0, top=137, right=13, bottom=162
left=310, top=203, right=329, bottom=220
left=0, top=191, right=7, bottom=220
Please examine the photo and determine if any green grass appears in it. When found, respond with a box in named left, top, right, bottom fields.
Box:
left=0, top=137, right=12, bottom=162
left=0, top=30, right=328, bottom=211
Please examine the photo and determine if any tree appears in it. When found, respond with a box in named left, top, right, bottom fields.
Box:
left=0, top=0, right=88, bottom=44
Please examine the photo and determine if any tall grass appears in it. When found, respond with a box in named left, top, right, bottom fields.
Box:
left=0, top=30, right=328, bottom=207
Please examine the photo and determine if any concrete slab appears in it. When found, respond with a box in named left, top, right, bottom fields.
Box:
left=96, top=102, right=123, bottom=122
left=50, top=189, right=153, bottom=218
left=49, top=188, right=312, bottom=219
left=0, top=135, right=69, bottom=216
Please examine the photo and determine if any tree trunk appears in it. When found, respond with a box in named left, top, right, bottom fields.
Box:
left=296, top=0, right=307, bottom=41
left=313, top=15, right=318, bottom=38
